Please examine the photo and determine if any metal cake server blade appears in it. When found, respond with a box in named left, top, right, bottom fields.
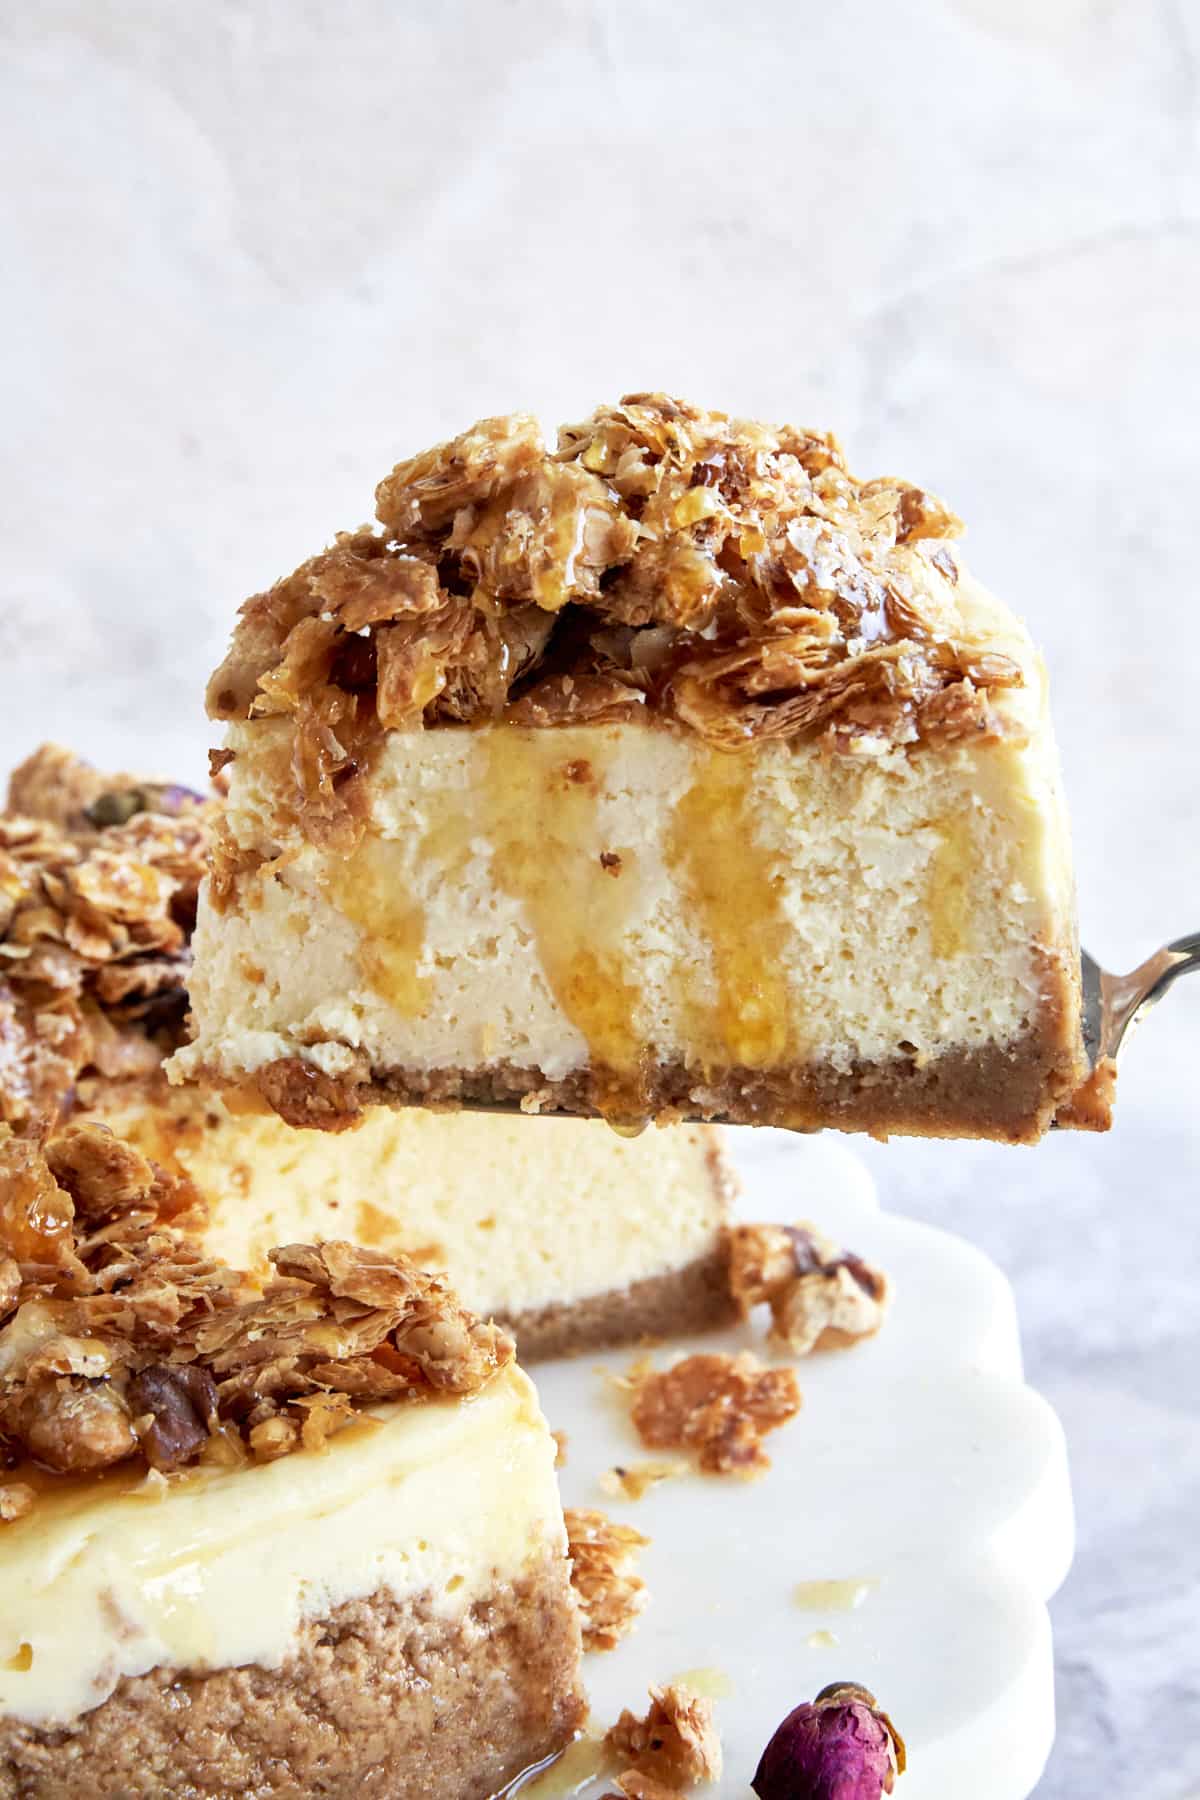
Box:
left=1080, top=930, right=1200, bottom=1069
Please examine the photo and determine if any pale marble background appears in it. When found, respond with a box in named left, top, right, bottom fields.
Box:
left=1, top=3, right=1198, bottom=1793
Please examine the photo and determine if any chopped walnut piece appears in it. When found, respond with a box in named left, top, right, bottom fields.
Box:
left=204, top=396, right=1019, bottom=846
left=606, top=1684, right=722, bottom=1790
left=727, top=1222, right=889, bottom=1355
left=566, top=1507, right=650, bottom=1652
left=128, top=1364, right=218, bottom=1472
left=0, top=1480, right=35, bottom=1523
left=8, top=1377, right=136, bottom=1474
left=629, top=1352, right=801, bottom=1479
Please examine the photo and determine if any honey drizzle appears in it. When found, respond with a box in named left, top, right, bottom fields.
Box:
left=499, top=1734, right=609, bottom=1796
left=928, top=813, right=974, bottom=958
left=666, top=749, right=795, bottom=1069
left=323, top=835, right=432, bottom=1016
left=480, top=732, right=647, bottom=1118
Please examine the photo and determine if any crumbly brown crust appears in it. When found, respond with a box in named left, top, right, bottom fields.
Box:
left=0, top=1125, right=511, bottom=1492
left=205, top=394, right=1027, bottom=851
left=502, top=1244, right=736, bottom=1361
left=628, top=1351, right=802, bottom=1479
left=0, top=1553, right=586, bottom=1800
left=240, top=1014, right=1092, bottom=1144
left=1, top=748, right=210, bottom=1136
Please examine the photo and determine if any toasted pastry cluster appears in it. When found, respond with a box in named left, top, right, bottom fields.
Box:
left=629, top=1350, right=801, bottom=1479
left=606, top=1682, right=723, bottom=1795
left=0, top=748, right=209, bottom=1133
left=206, top=394, right=1022, bottom=850
left=727, top=1222, right=889, bottom=1354
left=565, top=1506, right=650, bottom=1651
left=0, top=1122, right=512, bottom=1496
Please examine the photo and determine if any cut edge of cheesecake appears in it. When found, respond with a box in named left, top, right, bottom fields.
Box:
left=79, top=1071, right=739, bottom=1359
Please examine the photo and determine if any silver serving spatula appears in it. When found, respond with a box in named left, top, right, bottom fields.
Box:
left=1080, top=931, right=1200, bottom=1070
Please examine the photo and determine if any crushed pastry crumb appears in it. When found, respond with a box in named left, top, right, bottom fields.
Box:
left=566, top=1506, right=650, bottom=1652
left=0, top=1126, right=512, bottom=1498
left=205, top=396, right=1023, bottom=847
left=629, top=1352, right=801, bottom=1478
left=599, top=1459, right=688, bottom=1501
left=605, top=1683, right=722, bottom=1791
left=1, top=747, right=211, bottom=1134
left=727, top=1222, right=889, bottom=1354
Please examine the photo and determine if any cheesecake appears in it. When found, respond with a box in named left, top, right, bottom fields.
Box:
left=3, top=746, right=735, bottom=1355
left=85, top=1075, right=735, bottom=1359
left=178, top=394, right=1094, bottom=1143
left=0, top=1124, right=584, bottom=1800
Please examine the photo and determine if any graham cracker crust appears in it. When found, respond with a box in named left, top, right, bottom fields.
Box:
left=503, top=1241, right=736, bottom=1360
left=0, top=1552, right=585, bottom=1800
left=250, top=1020, right=1093, bottom=1145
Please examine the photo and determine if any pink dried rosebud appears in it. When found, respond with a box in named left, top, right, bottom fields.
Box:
left=752, top=1682, right=906, bottom=1799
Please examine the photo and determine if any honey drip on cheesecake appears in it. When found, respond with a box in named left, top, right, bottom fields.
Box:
left=480, top=732, right=646, bottom=1120
left=323, top=837, right=432, bottom=1015
left=929, top=813, right=974, bottom=958
left=667, top=751, right=795, bottom=1069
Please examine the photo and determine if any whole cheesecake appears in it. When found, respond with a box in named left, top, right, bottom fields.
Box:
left=176, top=395, right=1096, bottom=1143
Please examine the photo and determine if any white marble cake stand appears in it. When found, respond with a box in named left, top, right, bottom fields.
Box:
left=533, top=1129, right=1074, bottom=1799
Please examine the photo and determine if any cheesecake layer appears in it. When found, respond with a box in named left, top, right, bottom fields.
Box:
left=176, top=574, right=1084, bottom=1141
left=81, top=1076, right=735, bottom=1349
left=0, top=1364, right=567, bottom=1729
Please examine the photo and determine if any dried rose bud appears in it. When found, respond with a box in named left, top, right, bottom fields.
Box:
left=752, top=1682, right=906, bottom=1799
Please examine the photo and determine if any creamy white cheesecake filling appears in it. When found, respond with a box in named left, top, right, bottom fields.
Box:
left=175, top=574, right=1076, bottom=1093
left=0, top=1365, right=560, bottom=1728
left=86, top=1088, right=729, bottom=1318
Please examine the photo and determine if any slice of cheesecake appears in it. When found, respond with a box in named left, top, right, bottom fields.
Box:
left=3, top=745, right=735, bottom=1354
left=84, top=1074, right=735, bottom=1359
left=178, top=394, right=1093, bottom=1143
left=0, top=1125, right=584, bottom=1800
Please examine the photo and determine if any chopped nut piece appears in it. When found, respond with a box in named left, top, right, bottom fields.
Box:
left=0, top=1481, right=35, bottom=1523
left=728, top=1222, right=889, bottom=1354
left=629, top=1352, right=801, bottom=1478
left=249, top=1413, right=301, bottom=1462
left=566, top=1507, right=649, bottom=1652
left=605, top=1684, right=722, bottom=1790
left=7, top=1377, right=136, bottom=1474
left=128, top=1364, right=218, bottom=1472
